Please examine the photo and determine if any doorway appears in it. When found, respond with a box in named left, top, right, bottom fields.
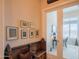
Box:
left=46, top=11, right=57, bottom=56
left=63, top=5, right=79, bottom=59
left=43, top=2, right=79, bottom=59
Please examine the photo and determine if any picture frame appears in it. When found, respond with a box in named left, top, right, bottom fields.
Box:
left=35, top=30, right=39, bottom=38
left=21, top=28, right=28, bottom=39
left=29, top=28, right=35, bottom=38
left=6, top=26, right=18, bottom=41
left=47, top=0, right=58, bottom=4
left=20, top=20, right=31, bottom=28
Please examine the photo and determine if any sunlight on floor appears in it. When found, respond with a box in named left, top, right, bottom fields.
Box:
left=63, top=45, right=79, bottom=59
left=48, top=45, right=79, bottom=59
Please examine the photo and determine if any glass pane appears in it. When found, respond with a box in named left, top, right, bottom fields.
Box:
left=63, top=24, right=69, bottom=39
left=70, top=24, right=77, bottom=39
left=46, top=11, right=57, bottom=56
left=63, top=5, right=79, bottom=59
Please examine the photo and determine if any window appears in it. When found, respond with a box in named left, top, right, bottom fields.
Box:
left=63, top=17, right=78, bottom=39
left=70, top=24, right=77, bottom=39
left=63, top=24, right=69, bottom=39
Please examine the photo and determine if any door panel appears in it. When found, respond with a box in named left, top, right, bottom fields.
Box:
left=63, top=5, right=79, bottom=59
left=45, top=3, right=79, bottom=59
left=46, top=11, right=58, bottom=59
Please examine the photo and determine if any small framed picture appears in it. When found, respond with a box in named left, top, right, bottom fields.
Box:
left=6, top=26, right=18, bottom=41
left=20, top=20, right=31, bottom=28
left=21, top=28, right=28, bottom=39
left=35, top=30, right=39, bottom=38
left=29, top=28, right=35, bottom=38
left=28, top=22, right=32, bottom=28
left=47, top=0, right=58, bottom=4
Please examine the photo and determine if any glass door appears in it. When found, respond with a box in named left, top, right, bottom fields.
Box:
left=46, top=9, right=63, bottom=59
left=63, top=5, right=79, bottom=59
left=46, top=10, right=58, bottom=58
left=44, top=2, right=79, bottom=59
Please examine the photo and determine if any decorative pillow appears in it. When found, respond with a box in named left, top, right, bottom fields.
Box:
left=19, top=52, right=29, bottom=59
left=21, top=48, right=29, bottom=54
left=36, top=40, right=46, bottom=52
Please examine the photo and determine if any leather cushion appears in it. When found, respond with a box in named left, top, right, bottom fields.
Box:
left=19, top=52, right=31, bottom=59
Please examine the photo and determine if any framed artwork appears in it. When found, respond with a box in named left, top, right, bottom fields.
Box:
left=47, top=0, right=58, bottom=4
left=29, top=28, right=35, bottom=38
left=27, top=22, right=32, bottom=28
left=20, top=20, right=31, bottom=28
left=6, top=26, right=18, bottom=41
left=21, top=29, right=28, bottom=39
left=35, top=30, right=39, bottom=38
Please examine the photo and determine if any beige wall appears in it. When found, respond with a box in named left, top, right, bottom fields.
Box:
left=4, top=0, right=41, bottom=48
left=0, top=0, right=4, bottom=59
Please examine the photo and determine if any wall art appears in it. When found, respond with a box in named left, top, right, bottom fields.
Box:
left=29, top=28, right=35, bottom=38
left=21, top=28, right=28, bottom=39
left=6, top=26, right=18, bottom=41
left=35, top=30, right=39, bottom=38
left=20, top=20, right=31, bottom=28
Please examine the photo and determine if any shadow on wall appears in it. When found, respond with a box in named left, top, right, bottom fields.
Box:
left=47, top=0, right=58, bottom=4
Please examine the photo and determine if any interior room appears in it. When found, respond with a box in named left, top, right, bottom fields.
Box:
left=0, top=0, right=79, bottom=59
